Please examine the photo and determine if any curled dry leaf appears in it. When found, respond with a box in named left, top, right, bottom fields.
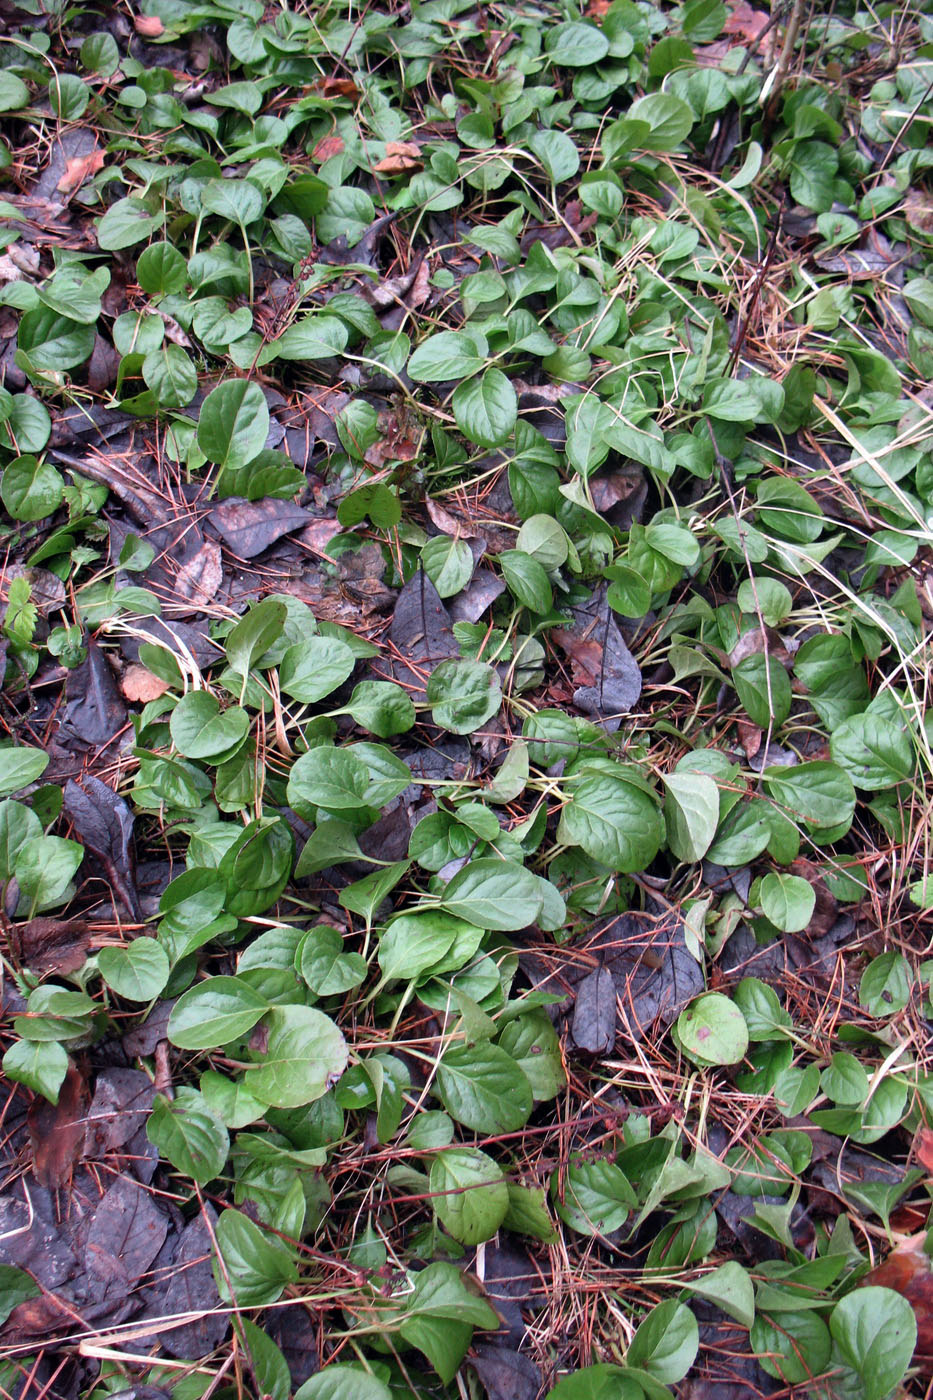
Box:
left=28, top=1063, right=88, bottom=1188
left=57, top=149, right=105, bottom=197
left=134, top=12, right=165, bottom=35
left=374, top=141, right=423, bottom=174
left=313, top=135, right=345, bottom=162
left=121, top=663, right=170, bottom=703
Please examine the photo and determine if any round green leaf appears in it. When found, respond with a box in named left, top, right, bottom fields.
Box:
left=427, top=659, right=501, bottom=734
left=287, top=745, right=370, bottom=811
left=829, top=1287, right=916, bottom=1400
left=147, top=1087, right=229, bottom=1183
left=278, top=636, right=356, bottom=703
left=421, top=535, right=474, bottom=597
left=759, top=873, right=816, bottom=933
left=859, top=951, right=912, bottom=1017
left=559, top=773, right=663, bottom=873
left=243, top=1004, right=348, bottom=1108
left=430, top=1148, right=509, bottom=1244
left=168, top=976, right=270, bottom=1049
left=344, top=680, right=415, bottom=737
left=436, top=1042, right=534, bottom=1133
left=136, top=241, right=188, bottom=296
left=0, top=456, right=63, bottom=522
left=170, top=692, right=250, bottom=760
left=98, top=937, right=170, bottom=1001
left=440, top=858, right=543, bottom=931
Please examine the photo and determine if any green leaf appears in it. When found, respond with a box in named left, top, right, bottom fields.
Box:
left=732, top=652, right=791, bottom=728
left=427, top=659, right=502, bottom=734
left=859, top=951, right=912, bottom=1017
left=763, top=761, right=855, bottom=833
left=830, top=1287, right=916, bottom=1400
left=497, top=1010, right=565, bottom=1100
left=202, top=178, right=265, bottom=226
left=408, top=331, right=487, bottom=381
left=197, top=380, right=270, bottom=471
left=147, top=1088, right=229, bottom=1183
left=436, top=1042, right=534, bottom=1132
left=238, top=1318, right=291, bottom=1400
left=2, top=1038, right=68, bottom=1103
left=421, top=535, right=474, bottom=598
left=685, top=1261, right=755, bottom=1328
left=214, top=1208, right=298, bottom=1307
left=440, top=858, right=543, bottom=931
left=168, top=977, right=270, bottom=1050
left=500, top=549, right=553, bottom=613
left=0, top=746, right=49, bottom=798
left=759, top=873, right=816, bottom=933
left=170, top=692, right=250, bottom=760
left=558, top=773, right=663, bottom=873
left=18, top=306, right=96, bottom=371
left=830, top=713, right=915, bottom=790
left=452, top=368, right=517, bottom=447
left=98, top=938, right=170, bottom=1001
left=0, top=72, right=29, bottom=112
left=429, top=1147, right=509, bottom=1244
left=15, top=835, right=83, bottom=911
left=553, top=1157, right=636, bottom=1235
left=49, top=74, right=89, bottom=120
left=97, top=198, right=166, bottom=251
left=627, top=93, right=694, bottom=150
left=503, top=1182, right=559, bottom=1242
left=0, top=456, right=63, bottom=522
left=0, top=1265, right=40, bottom=1326
left=268, top=315, right=349, bottom=362
left=287, top=745, right=371, bottom=810
left=399, top=1261, right=499, bottom=1383
left=378, top=910, right=467, bottom=981
left=751, top=1310, right=831, bottom=1385
left=224, top=599, right=288, bottom=678
left=279, top=635, right=356, bottom=703
left=295, top=1367, right=391, bottom=1400
left=298, top=926, right=367, bottom=995
left=544, top=20, right=609, bottom=66
left=676, top=993, right=749, bottom=1067
left=243, top=1005, right=348, bottom=1108
left=344, top=681, right=415, bottom=737
left=527, top=129, right=581, bottom=182
left=627, top=1300, right=699, bottom=1385
left=663, top=772, right=719, bottom=863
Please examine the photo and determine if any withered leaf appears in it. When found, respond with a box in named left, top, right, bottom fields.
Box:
left=28, top=1063, right=88, bottom=1188
left=371, top=570, right=457, bottom=703
left=64, top=640, right=127, bottom=746
left=210, top=496, right=311, bottom=558
left=64, top=775, right=140, bottom=919
left=571, top=967, right=617, bottom=1054
left=9, top=917, right=91, bottom=975
left=57, top=148, right=105, bottom=196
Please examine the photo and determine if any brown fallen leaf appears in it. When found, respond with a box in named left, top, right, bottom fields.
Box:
left=173, top=540, right=223, bottom=608
left=9, top=917, right=92, bottom=975
left=737, top=718, right=762, bottom=760
left=134, top=12, right=164, bottom=35
left=374, top=141, right=423, bottom=175
left=916, top=1128, right=933, bottom=1176
left=312, top=76, right=360, bottom=100
left=552, top=629, right=604, bottom=688
left=723, top=0, right=771, bottom=41
left=313, top=134, right=345, bottom=162
left=57, top=148, right=105, bottom=197
left=904, top=188, right=933, bottom=235
left=28, top=1062, right=89, bottom=1188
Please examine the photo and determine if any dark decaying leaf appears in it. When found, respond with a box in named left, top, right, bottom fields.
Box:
left=555, top=584, right=642, bottom=729
left=265, top=1302, right=320, bottom=1386
left=143, top=1208, right=228, bottom=1359
left=210, top=497, right=311, bottom=558
left=85, top=1177, right=168, bottom=1306
left=27, top=1063, right=88, bottom=1188
left=0, top=1187, right=78, bottom=1294
left=372, top=569, right=457, bottom=702
left=83, top=1068, right=156, bottom=1158
left=64, top=775, right=140, bottom=918
left=449, top=569, right=506, bottom=623
left=63, top=640, right=127, bottom=746
left=469, top=1343, right=541, bottom=1400
left=571, top=966, right=617, bottom=1054
left=8, top=917, right=92, bottom=974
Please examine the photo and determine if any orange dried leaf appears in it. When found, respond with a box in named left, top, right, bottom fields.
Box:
left=312, top=76, right=360, bottom=99
left=313, top=135, right=345, bottom=162
left=134, top=13, right=165, bottom=36
left=57, top=149, right=105, bottom=196
left=121, top=664, right=170, bottom=703
left=374, top=142, right=423, bottom=174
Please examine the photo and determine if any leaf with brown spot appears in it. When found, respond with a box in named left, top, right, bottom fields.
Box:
left=57, top=149, right=105, bottom=197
